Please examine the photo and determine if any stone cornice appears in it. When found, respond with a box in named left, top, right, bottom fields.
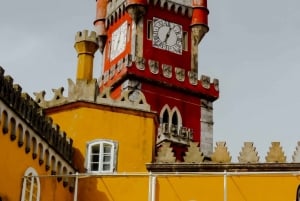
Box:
left=146, top=162, right=300, bottom=172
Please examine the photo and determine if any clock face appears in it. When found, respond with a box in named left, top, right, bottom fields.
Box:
left=152, top=17, right=183, bottom=54
left=110, top=21, right=128, bottom=60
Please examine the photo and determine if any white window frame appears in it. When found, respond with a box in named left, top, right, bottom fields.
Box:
left=86, top=139, right=118, bottom=173
left=21, top=167, right=40, bottom=201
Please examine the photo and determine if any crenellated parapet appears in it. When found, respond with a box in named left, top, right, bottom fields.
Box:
left=265, top=142, right=286, bottom=162
left=148, top=0, right=192, bottom=10
left=211, top=142, right=232, bottom=163
left=105, top=0, right=194, bottom=28
left=105, top=0, right=127, bottom=28
left=34, top=77, right=150, bottom=112
left=155, top=142, right=177, bottom=163
left=74, top=30, right=99, bottom=81
left=154, top=141, right=300, bottom=164
left=293, top=141, right=300, bottom=162
left=75, top=30, right=98, bottom=44
left=0, top=66, right=73, bottom=164
left=0, top=66, right=75, bottom=189
left=100, top=55, right=219, bottom=100
left=238, top=142, right=260, bottom=163
left=183, top=142, right=204, bottom=163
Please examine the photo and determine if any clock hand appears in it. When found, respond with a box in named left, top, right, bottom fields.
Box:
left=164, top=27, right=172, bottom=43
left=116, top=34, right=121, bottom=48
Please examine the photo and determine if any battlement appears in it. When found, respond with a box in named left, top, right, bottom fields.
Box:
left=34, top=78, right=150, bottom=112
left=147, top=0, right=193, bottom=16
left=149, top=0, right=192, bottom=9
left=0, top=66, right=73, bottom=164
left=156, top=141, right=300, bottom=164
left=100, top=55, right=219, bottom=100
left=105, top=0, right=193, bottom=27
left=148, top=141, right=300, bottom=172
left=75, top=30, right=98, bottom=44
left=155, top=141, right=300, bottom=164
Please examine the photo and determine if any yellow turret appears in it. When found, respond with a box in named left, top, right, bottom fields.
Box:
left=74, top=30, right=98, bottom=81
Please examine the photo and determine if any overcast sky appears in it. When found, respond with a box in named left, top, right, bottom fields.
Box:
left=1, top=0, right=300, bottom=162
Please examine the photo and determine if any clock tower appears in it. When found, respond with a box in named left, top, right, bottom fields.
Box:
left=94, top=0, right=219, bottom=159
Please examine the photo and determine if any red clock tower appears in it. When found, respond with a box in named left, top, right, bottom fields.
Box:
left=94, top=0, right=219, bottom=160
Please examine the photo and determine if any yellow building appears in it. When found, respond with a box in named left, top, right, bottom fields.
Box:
left=0, top=68, right=74, bottom=201
left=2, top=1, right=300, bottom=201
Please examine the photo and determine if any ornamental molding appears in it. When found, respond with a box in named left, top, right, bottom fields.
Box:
left=213, top=79, right=219, bottom=91
left=117, top=60, right=123, bottom=72
left=136, top=57, right=146, bottom=70
left=109, top=65, right=116, bottom=79
left=188, top=71, right=198, bottom=85
left=175, top=67, right=185, bottom=82
left=200, top=75, right=210, bottom=89
left=162, top=64, right=172, bottom=78
left=149, top=60, right=159, bottom=74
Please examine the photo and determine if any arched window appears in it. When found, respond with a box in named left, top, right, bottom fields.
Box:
left=1, top=110, right=8, bottom=134
left=160, top=105, right=171, bottom=124
left=170, top=107, right=182, bottom=135
left=162, top=109, right=169, bottom=124
left=21, top=167, right=40, bottom=201
left=170, top=107, right=182, bottom=127
left=159, top=105, right=171, bottom=133
left=171, top=111, right=178, bottom=125
left=86, top=140, right=118, bottom=173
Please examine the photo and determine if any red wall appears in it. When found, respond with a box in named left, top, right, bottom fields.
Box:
left=103, top=14, right=133, bottom=72
left=142, top=83, right=201, bottom=141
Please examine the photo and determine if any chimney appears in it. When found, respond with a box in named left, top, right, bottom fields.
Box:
left=74, top=30, right=99, bottom=81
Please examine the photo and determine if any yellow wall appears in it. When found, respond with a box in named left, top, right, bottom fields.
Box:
left=78, top=176, right=149, bottom=201
left=0, top=125, right=73, bottom=201
left=48, top=103, right=156, bottom=173
left=48, top=103, right=156, bottom=201
left=72, top=174, right=300, bottom=201
left=156, top=174, right=300, bottom=201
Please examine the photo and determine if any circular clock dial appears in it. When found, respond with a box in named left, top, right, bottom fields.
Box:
left=153, top=17, right=183, bottom=54
left=110, top=21, right=128, bottom=60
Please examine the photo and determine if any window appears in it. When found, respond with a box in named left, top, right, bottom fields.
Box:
left=162, top=109, right=169, bottom=124
left=171, top=110, right=179, bottom=134
left=182, top=31, right=188, bottom=51
left=147, top=20, right=153, bottom=40
left=86, top=140, right=117, bottom=173
left=21, top=167, right=40, bottom=201
left=159, top=105, right=182, bottom=135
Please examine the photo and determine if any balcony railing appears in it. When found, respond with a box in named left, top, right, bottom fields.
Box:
left=157, top=123, right=193, bottom=145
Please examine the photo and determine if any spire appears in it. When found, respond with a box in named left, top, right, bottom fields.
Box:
left=74, top=30, right=99, bottom=81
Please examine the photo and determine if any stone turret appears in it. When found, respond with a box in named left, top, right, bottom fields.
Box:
left=74, top=30, right=99, bottom=81
left=191, top=0, right=209, bottom=73
left=126, top=0, right=147, bottom=23
left=94, top=0, right=108, bottom=53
